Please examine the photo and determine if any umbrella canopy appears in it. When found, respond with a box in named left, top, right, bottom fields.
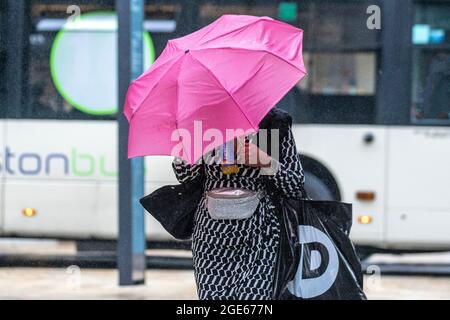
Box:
left=124, top=14, right=306, bottom=163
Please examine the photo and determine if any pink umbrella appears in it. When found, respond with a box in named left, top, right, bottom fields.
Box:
left=124, top=14, right=306, bottom=163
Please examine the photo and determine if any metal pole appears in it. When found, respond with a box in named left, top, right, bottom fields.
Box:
left=6, top=0, right=28, bottom=118
left=117, top=0, right=146, bottom=286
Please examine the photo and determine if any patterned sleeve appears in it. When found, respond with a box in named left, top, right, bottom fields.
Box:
left=261, top=128, right=305, bottom=198
left=172, top=157, right=205, bottom=183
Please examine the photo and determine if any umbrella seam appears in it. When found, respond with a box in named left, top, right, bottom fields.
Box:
left=227, top=48, right=308, bottom=97
left=195, top=18, right=264, bottom=49
left=195, top=46, right=306, bottom=75
left=195, top=17, right=301, bottom=56
left=175, top=54, right=193, bottom=163
left=127, top=53, right=185, bottom=121
left=196, top=16, right=227, bottom=45
left=189, top=54, right=258, bottom=131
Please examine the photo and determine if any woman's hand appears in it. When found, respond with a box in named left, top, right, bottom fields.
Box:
left=236, top=138, right=272, bottom=168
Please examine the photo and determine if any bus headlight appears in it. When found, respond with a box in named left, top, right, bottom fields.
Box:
left=22, top=208, right=37, bottom=217
left=358, top=215, right=373, bottom=224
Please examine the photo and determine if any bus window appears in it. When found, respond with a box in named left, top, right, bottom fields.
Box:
left=412, top=2, right=450, bottom=123
left=199, top=0, right=381, bottom=125
left=0, top=0, right=6, bottom=118
left=21, top=0, right=180, bottom=121
left=308, top=53, right=376, bottom=96
left=283, top=1, right=380, bottom=125
left=279, top=51, right=377, bottom=125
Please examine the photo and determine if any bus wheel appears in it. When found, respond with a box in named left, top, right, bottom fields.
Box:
left=303, top=171, right=334, bottom=200
left=299, top=155, right=341, bottom=201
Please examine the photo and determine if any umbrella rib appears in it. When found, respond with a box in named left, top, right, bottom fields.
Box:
left=189, top=54, right=258, bottom=131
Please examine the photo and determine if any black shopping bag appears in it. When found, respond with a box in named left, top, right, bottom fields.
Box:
left=274, top=197, right=367, bottom=300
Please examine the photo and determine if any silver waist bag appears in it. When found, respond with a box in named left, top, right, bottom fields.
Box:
left=206, top=187, right=262, bottom=220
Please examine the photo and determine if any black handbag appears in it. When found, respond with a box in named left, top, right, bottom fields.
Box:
left=139, top=176, right=204, bottom=240
left=271, top=187, right=366, bottom=300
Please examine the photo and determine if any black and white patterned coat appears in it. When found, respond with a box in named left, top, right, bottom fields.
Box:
left=172, top=108, right=305, bottom=300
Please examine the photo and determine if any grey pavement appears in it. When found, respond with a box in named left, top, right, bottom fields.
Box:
left=0, top=239, right=449, bottom=300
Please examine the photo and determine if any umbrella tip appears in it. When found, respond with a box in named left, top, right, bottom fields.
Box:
left=184, top=49, right=189, bottom=54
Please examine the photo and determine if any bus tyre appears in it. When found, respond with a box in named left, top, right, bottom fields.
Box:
left=303, top=171, right=334, bottom=201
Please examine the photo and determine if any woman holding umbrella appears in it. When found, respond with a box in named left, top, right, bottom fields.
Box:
left=172, top=107, right=305, bottom=300
left=125, top=15, right=307, bottom=299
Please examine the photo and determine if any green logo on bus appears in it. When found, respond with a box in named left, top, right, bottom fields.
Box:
left=50, top=11, right=155, bottom=116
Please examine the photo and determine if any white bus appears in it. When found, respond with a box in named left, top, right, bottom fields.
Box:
left=1, top=0, right=449, bottom=257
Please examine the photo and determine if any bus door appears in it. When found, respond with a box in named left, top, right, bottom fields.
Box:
left=386, top=126, right=450, bottom=246
left=0, top=122, right=4, bottom=235
left=386, top=2, right=450, bottom=246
